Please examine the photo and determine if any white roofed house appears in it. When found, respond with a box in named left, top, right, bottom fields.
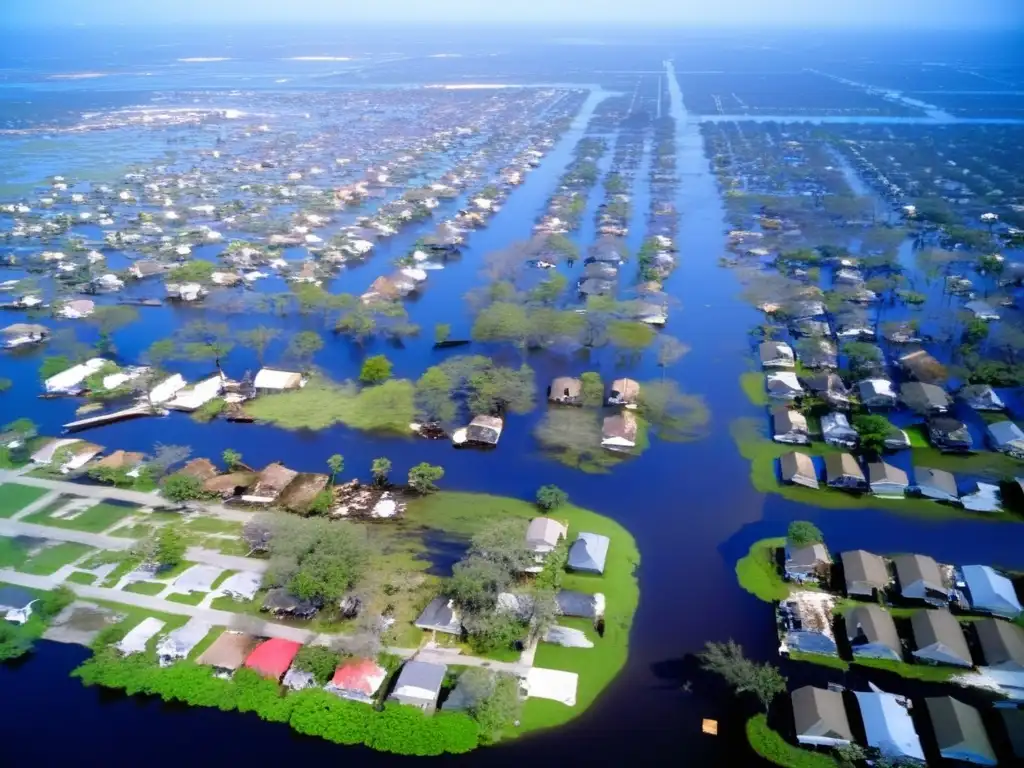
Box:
left=253, top=368, right=306, bottom=393
left=854, top=691, right=925, bottom=764
left=858, top=379, right=897, bottom=408
left=958, top=565, right=1023, bottom=619
left=157, top=619, right=212, bottom=666
left=766, top=371, right=803, bottom=400
left=772, top=407, right=809, bottom=445
left=965, top=300, right=1000, bottom=321
left=868, top=462, right=909, bottom=499
left=959, top=384, right=1005, bottom=412
left=820, top=412, right=858, bottom=448
left=31, top=438, right=103, bottom=473
left=1, top=323, right=49, bottom=350
left=44, top=357, right=109, bottom=395
left=524, top=517, right=568, bottom=573
left=914, top=467, right=959, bottom=503
left=759, top=341, right=795, bottom=369
left=568, top=532, right=610, bottom=574
left=0, top=586, right=37, bottom=625
left=986, top=421, right=1024, bottom=459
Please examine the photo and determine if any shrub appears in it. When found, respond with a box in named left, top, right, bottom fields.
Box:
left=162, top=474, right=207, bottom=502
left=536, top=485, right=568, bottom=511
left=408, top=463, right=444, bottom=494
left=360, top=355, right=393, bottom=385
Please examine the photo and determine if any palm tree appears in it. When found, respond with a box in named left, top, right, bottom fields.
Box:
left=371, top=457, right=391, bottom=486
left=222, top=449, right=241, bottom=470
left=327, top=454, right=344, bottom=485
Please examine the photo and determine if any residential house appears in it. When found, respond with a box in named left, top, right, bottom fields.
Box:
left=165, top=283, right=206, bottom=302
left=927, top=417, right=973, bottom=453
left=959, top=384, right=1005, bottom=412
left=869, top=462, right=909, bottom=499
left=784, top=541, right=831, bottom=584
left=780, top=451, right=819, bottom=489
left=241, top=463, right=298, bottom=504
left=986, top=421, right=1024, bottom=458
left=854, top=691, right=925, bottom=764
left=129, top=259, right=165, bottom=279
left=577, top=278, right=613, bottom=296
left=799, top=339, right=838, bottom=370
left=165, top=374, right=225, bottom=412
left=899, top=349, right=946, bottom=384
left=975, top=619, right=1024, bottom=696
left=203, top=472, right=256, bottom=500
left=846, top=605, right=902, bottom=661
left=261, top=588, right=318, bottom=619
left=821, top=412, right=858, bottom=448
left=568, top=532, right=610, bottom=574
left=1, top=323, right=49, bottom=350
left=245, top=638, right=302, bottom=682
left=858, top=379, right=897, bottom=408
left=914, top=467, right=960, bottom=503
left=805, top=373, right=852, bottom=409
left=911, top=609, right=973, bottom=667
left=607, top=378, right=640, bottom=407
left=327, top=658, right=387, bottom=704
left=824, top=453, right=867, bottom=491
left=253, top=368, right=305, bottom=392
left=965, top=300, right=1000, bottom=321
left=43, top=357, right=109, bottom=395
left=841, top=550, right=892, bottom=598
left=157, top=619, right=212, bottom=666
left=766, top=371, right=803, bottom=400
left=30, top=438, right=103, bottom=473
left=925, top=697, right=997, bottom=766
left=414, top=597, right=463, bottom=635
left=884, top=426, right=912, bottom=451
left=525, top=518, right=568, bottom=573
left=759, top=341, right=795, bottom=369
left=58, top=298, right=96, bottom=319
left=464, top=415, right=502, bottom=446
left=772, top=407, right=810, bottom=445
left=601, top=411, right=637, bottom=451
left=900, top=382, right=950, bottom=415
left=959, top=565, right=1023, bottom=619
left=388, top=661, right=447, bottom=712
left=276, top=473, right=330, bottom=512
left=548, top=376, right=582, bottom=405
left=960, top=481, right=1003, bottom=513
left=779, top=592, right=838, bottom=656
left=791, top=686, right=853, bottom=748
left=197, top=631, right=258, bottom=676
left=893, top=554, right=950, bottom=605
left=0, top=586, right=36, bottom=624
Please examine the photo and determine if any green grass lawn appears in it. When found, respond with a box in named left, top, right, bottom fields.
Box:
left=0, top=537, right=32, bottom=569
left=183, top=517, right=243, bottom=536
left=788, top=651, right=850, bottom=671
left=24, top=502, right=137, bottom=533
left=123, top=581, right=166, bottom=596
left=736, top=538, right=789, bottom=602
left=20, top=542, right=94, bottom=575
left=0, top=484, right=50, bottom=518
left=167, top=592, right=205, bottom=606
left=209, top=570, right=235, bottom=590
left=89, top=599, right=190, bottom=635
left=109, top=523, right=154, bottom=539
left=97, top=555, right=143, bottom=587
left=187, top=626, right=225, bottom=660
left=740, top=371, right=770, bottom=406
left=65, top=571, right=98, bottom=585
left=747, top=714, right=839, bottom=768
left=852, top=657, right=962, bottom=683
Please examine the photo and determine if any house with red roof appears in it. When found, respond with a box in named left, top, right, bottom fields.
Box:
left=244, top=638, right=302, bottom=681
left=326, top=658, right=387, bottom=704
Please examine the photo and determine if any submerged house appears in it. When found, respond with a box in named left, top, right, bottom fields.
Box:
left=869, top=462, right=909, bottom=499
left=607, top=378, right=640, bottom=407
left=388, top=661, right=447, bottom=713
left=986, top=421, right=1024, bottom=458
left=959, top=565, right=1023, bottom=619
left=893, top=554, right=950, bottom=605
left=846, top=605, right=902, bottom=661
left=779, top=591, right=838, bottom=656
left=1, top=323, right=49, bottom=349
left=914, top=467, right=959, bottom=503
left=766, top=371, right=803, bottom=400
left=784, top=541, right=831, bottom=584
left=253, top=368, right=305, bottom=393
left=824, top=453, right=867, bottom=491
left=44, top=357, right=109, bottom=395
left=0, top=586, right=37, bottom=625
left=241, top=463, right=298, bottom=505
left=927, top=417, right=973, bottom=453
left=925, top=697, right=997, bottom=766
left=965, top=300, right=1000, bottom=322
left=805, top=372, right=852, bottom=409
left=548, top=376, right=582, bottom=405
left=900, top=382, right=950, bottom=415
left=414, top=597, right=463, bottom=636
left=899, top=349, right=946, bottom=384
left=854, top=691, right=925, bottom=764
left=960, top=481, right=1003, bottom=513
left=780, top=451, right=819, bottom=489
left=464, top=415, right=503, bottom=446
left=910, top=609, right=973, bottom=667
left=568, top=532, right=610, bottom=575
left=841, top=550, right=892, bottom=598
left=759, top=341, right=795, bottom=369
left=959, top=384, right=1004, bottom=412
left=821, top=412, right=858, bottom=448
left=858, top=379, right=897, bottom=408
left=791, top=686, right=853, bottom=748
left=975, top=619, right=1024, bottom=687
left=772, top=407, right=810, bottom=445
left=601, top=411, right=638, bottom=451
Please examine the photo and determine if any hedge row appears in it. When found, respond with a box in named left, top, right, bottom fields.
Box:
left=74, top=651, right=479, bottom=755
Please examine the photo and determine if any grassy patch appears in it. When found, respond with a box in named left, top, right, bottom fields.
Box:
left=905, top=425, right=929, bottom=448
left=736, top=538, right=789, bottom=602
left=852, top=657, right=961, bottom=683
left=24, top=501, right=137, bottom=533
left=245, top=376, right=415, bottom=433
left=210, top=595, right=259, bottom=613
left=186, top=626, right=225, bottom=660
left=0, top=537, right=33, bottom=569
left=0, top=484, right=50, bottom=518
left=740, top=371, right=770, bottom=406
left=911, top=445, right=1024, bottom=480
left=183, top=517, right=243, bottom=535
left=65, top=571, right=98, bottom=585
left=98, top=555, right=143, bottom=588
left=88, top=599, right=189, bottom=634
left=209, top=570, right=234, bottom=590
left=122, top=581, right=166, bottom=596
left=746, top=714, right=839, bottom=768
left=20, top=542, right=94, bottom=575
left=788, top=651, right=850, bottom=671
left=109, top=523, right=154, bottom=539
left=166, top=592, right=205, bottom=606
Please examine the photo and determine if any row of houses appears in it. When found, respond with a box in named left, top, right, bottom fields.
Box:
left=548, top=376, right=643, bottom=451
left=792, top=685, right=1018, bottom=765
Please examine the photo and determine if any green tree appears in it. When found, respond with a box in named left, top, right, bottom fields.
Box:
left=699, top=640, right=786, bottom=713
left=579, top=371, right=604, bottom=406
left=293, top=645, right=342, bottom=684
left=239, top=326, right=281, bottom=364
left=167, top=260, right=216, bottom=283
left=359, top=355, right=392, bottom=385
left=415, top=366, right=456, bottom=424
left=371, top=457, right=392, bottom=486
left=448, top=556, right=511, bottom=613
left=536, top=485, right=568, bottom=511
left=143, top=525, right=187, bottom=569
left=787, top=521, right=823, bottom=548
left=39, top=355, right=74, bottom=381
left=287, top=330, right=324, bottom=370
left=178, top=321, right=234, bottom=374
left=307, top=490, right=334, bottom=517
left=327, top=454, right=344, bottom=484
left=222, top=449, right=242, bottom=470
left=469, top=519, right=534, bottom=575
left=471, top=302, right=530, bottom=353
left=266, top=516, right=371, bottom=605
left=462, top=670, right=522, bottom=744
left=408, top=462, right=444, bottom=494
left=852, top=414, right=892, bottom=456
left=433, top=323, right=451, bottom=345
left=637, top=381, right=710, bottom=442
left=144, top=339, right=177, bottom=368
left=162, top=473, right=206, bottom=502
left=462, top=611, right=526, bottom=654
left=529, top=273, right=567, bottom=305
left=656, top=336, right=690, bottom=378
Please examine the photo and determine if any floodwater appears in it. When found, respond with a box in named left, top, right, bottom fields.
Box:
left=2, top=27, right=1024, bottom=767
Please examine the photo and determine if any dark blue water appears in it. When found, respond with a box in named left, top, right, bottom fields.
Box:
left=2, top=26, right=1024, bottom=766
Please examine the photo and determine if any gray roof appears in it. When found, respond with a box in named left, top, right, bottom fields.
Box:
left=846, top=605, right=901, bottom=655
left=987, top=420, right=1024, bottom=447
left=772, top=407, right=806, bottom=434
left=394, top=660, right=446, bottom=697
left=900, top=381, right=949, bottom=410
left=975, top=618, right=1024, bottom=668
left=911, top=609, right=972, bottom=666
left=555, top=590, right=601, bottom=619
left=780, top=451, right=817, bottom=483
left=568, top=532, right=610, bottom=573
left=915, top=467, right=958, bottom=497
left=759, top=340, right=793, bottom=363
left=0, top=586, right=35, bottom=610
left=925, top=697, right=996, bottom=764
left=893, top=554, right=945, bottom=594
left=841, top=550, right=890, bottom=591
left=1000, top=709, right=1024, bottom=759
left=788, top=543, right=831, bottom=569
left=415, top=596, right=463, bottom=635
left=868, top=462, right=909, bottom=487
left=824, top=453, right=865, bottom=482
left=791, top=686, right=853, bottom=742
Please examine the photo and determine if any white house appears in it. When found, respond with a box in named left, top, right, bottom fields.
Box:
left=766, top=371, right=803, bottom=400
left=44, top=357, right=110, bottom=395
left=253, top=368, right=306, bottom=392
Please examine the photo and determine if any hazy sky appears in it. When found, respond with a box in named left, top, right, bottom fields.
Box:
left=4, top=0, right=1022, bottom=27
